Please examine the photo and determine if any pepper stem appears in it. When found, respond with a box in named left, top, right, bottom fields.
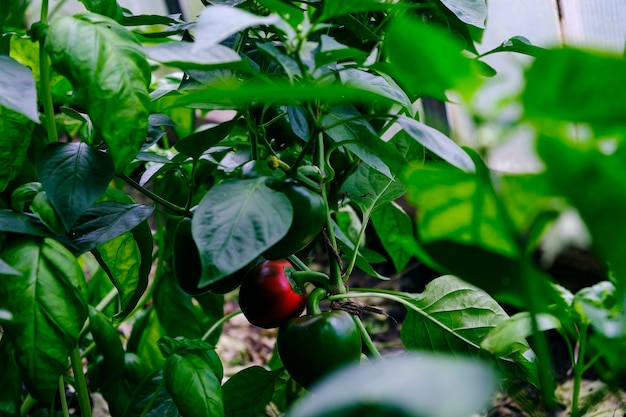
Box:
left=306, top=287, right=327, bottom=315
left=287, top=269, right=333, bottom=293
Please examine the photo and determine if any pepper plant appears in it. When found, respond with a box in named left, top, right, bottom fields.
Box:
left=1, top=0, right=626, bottom=416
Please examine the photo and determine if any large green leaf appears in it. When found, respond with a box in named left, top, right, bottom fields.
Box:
left=403, top=164, right=518, bottom=257
left=0, top=210, right=51, bottom=237
left=46, top=13, right=151, bottom=171
left=0, top=237, right=88, bottom=401
left=194, top=5, right=282, bottom=49
left=287, top=353, right=496, bottom=417
left=537, top=136, right=626, bottom=290
left=0, top=338, right=21, bottom=416
left=339, top=69, right=412, bottom=111
left=67, top=201, right=154, bottom=254
left=123, top=370, right=178, bottom=417
left=342, top=163, right=405, bottom=214
left=385, top=15, right=479, bottom=99
left=370, top=201, right=413, bottom=273
left=153, top=272, right=204, bottom=339
left=0, top=55, right=39, bottom=122
left=0, top=106, right=34, bottom=192
left=77, top=0, right=122, bottom=21
left=400, top=275, right=538, bottom=385
left=398, top=116, right=474, bottom=172
left=144, top=42, right=241, bottom=70
left=524, top=48, right=626, bottom=130
left=163, top=351, right=224, bottom=417
left=37, top=142, right=115, bottom=231
left=322, top=105, right=406, bottom=178
left=92, top=229, right=150, bottom=323
left=192, top=178, right=292, bottom=285
left=438, top=0, right=487, bottom=29
left=223, top=366, right=282, bottom=417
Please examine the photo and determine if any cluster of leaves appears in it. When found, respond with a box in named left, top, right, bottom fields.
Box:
left=1, top=0, right=626, bottom=416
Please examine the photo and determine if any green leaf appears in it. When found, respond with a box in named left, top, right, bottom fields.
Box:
left=163, top=351, right=224, bottom=417
left=30, top=191, right=65, bottom=234
left=37, top=142, right=115, bottom=231
left=370, top=201, right=413, bottom=273
left=67, top=202, right=155, bottom=254
left=152, top=81, right=396, bottom=112
left=0, top=237, right=88, bottom=401
left=403, top=164, right=518, bottom=257
left=314, top=35, right=369, bottom=68
left=400, top=275, right=538, bottom=385
left=192, top=178, right=292, bottom=285
left=46, top=13, right=151, bottom=172
left=322, top=105, right=403, bottom=178
left=342, top=163, right=405, bottom=214
left=11, top=181, right=42, bottom=212
left=175, top=118, right=238, bottom=159
left=438, top=0, right=487, bottom=29
left=398, top=116, right=474, bottom=172
left=479, top=36, right=546, bottom=59
left=123, top=370, right=179, bottom=417
left=287, top=353, right=496, bottom=417
left=401, top=275, right=509, bottom=353
left=144, top=41, right=241, bottom=70
left=93, top=230, right=149, bottom=323
left=332, top=221, right=388, bottom=280
left=128, top=308, right=167, bottom=372
left=523, top=48, right=626, bottom=129
left=0, top=55, right=39, bottom=123
left=0, top=106, right=34, bottom=192
left=0, top=209, right=52, bottom=237
left=223, top=366, right=282, bottom=417
left=0, top=338, right=21, bottom=416
left=339, top=69, right=412, bottom=111
left=385, top=15, right=479, bottom=99
left=0, top=257, right=20, bottom=276
left=153, top=272, right=204, bottom=339
left=482, top=312, right=560, bottom=356
left=78, top=0, right=122, bottom=21
left=194, top=5, right=282, bottom=49
left=537, top=136, right=626, bottom=288
left=256, top=42, right=301, bottom=80
left=318, top=0, right=401, bottom=21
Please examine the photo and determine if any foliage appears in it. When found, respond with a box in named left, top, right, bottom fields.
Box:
left=0, top=1, right=625, bottom=416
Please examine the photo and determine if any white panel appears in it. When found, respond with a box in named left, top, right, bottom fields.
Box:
left=559, top=0, right=626, bottom=52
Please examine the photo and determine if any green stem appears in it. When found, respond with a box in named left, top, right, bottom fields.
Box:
left=290, top=270, right=332, bottom=292
left=70, top=347, right=92, bottom=417
left=38, top=0, right=58, bottom=144
left=306, top=287, right=327, bottom=315
left=95, top=287, right=119, bottom=312
left=201, top=309, right=242, bottom=342
left=58, top=376, right=70, bottom=417
left=352, top=315, right=381, bottom=358
left=288, top=255, right=311, bottom=271
left=117, top=173, right=191, bottom=216
left=570, top=324, right=588, bottom=417
left=20, top=395, right=37, bottom=416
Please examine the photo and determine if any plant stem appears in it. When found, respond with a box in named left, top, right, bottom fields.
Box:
left=70, top=347, right=92, bottom=417
left=20, top=395, right=37, bottom=416
left=58, top=376, right=70, bottom=417
left=117, top=173, right=191, bottom=216
left=38, top=0, right=59, bottom=144
left=570, top=324, right=588, bottom=417
left=95, top=287, right=119, bottom=312
left=352, top=315, right=382, bottom=359
left=201, top=309, right=242, bottom=342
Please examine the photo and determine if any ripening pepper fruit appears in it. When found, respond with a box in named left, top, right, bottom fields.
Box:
left=238, top=259, right=307, bottom=329
left=263, top=179, right=327, bottom=260
left=277, top=309, right=362, bottom=389
left=172, top=217, right=250, bottom=295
